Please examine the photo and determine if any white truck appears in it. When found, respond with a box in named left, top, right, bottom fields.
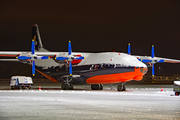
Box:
left=173, top=81, right=180, bottom=96
left=10, top=76, right=33, bottom=90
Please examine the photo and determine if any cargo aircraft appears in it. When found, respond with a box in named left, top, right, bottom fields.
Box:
left=0, top=24, right=179, bottom=91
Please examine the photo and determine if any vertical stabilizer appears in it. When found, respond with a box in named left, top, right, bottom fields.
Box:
left=32, top=24, right=43, bottom=51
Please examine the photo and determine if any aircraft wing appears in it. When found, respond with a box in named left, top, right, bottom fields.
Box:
left=0, top=52, right=22, bottom=57
left=0, top=51, right=65, bottom=57
left=154, top=56, right=180, bottom=63
left=0, top=51, right=58, bottom=55
left=0, top=59, right=19, bottom=61
left=0, top=51, right=57, bottom=62
left=133, top=55, right=180, bottom=63
left=0, top=51, right=86, bottom=61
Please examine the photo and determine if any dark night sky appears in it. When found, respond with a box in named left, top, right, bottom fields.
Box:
left=1, top=0, right=180, bottom=75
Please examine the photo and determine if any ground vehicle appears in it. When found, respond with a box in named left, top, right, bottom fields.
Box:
left=10, top=76, right=33, bottom=90
left=173, top=81, right=180, bottom=96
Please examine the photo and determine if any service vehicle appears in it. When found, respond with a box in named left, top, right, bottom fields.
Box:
left=10, top=76, right=33, bottom=90
left=173, top=81, right=180, bottom=96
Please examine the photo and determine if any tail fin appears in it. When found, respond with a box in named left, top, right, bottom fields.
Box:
left=31, top=24, right=45, bottom=51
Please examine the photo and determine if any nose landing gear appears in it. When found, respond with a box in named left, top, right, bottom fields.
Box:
left=117, top=83, right=126, bottom=91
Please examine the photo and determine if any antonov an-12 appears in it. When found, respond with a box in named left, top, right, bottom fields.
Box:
left=0, top=24, right=180, bottom=91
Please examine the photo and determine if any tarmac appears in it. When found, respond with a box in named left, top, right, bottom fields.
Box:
left=0, top=78, right=180, bottom=120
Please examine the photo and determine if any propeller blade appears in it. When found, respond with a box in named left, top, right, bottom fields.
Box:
left=151, top=45, right=155, bottom=76
left=141, top=59, right=152, bottom=63
left=37, top=56, right=49, bottom=59
left=152, top=63, right=155, bottom=77
left=151, top=45, right=155, bottom=58
left=128, top=43, right=131, bottom=55
left=69, top=61, right=72, bottom=76
left=17, top=56, right=31, bottom=60
left=138, top=59, right=152, bottom=62
left=74, top=56, right=85, bottom=60
left=158, top=59, right=165, bottom=63
left=68, top=41, right=72, bottom=55
left=55, top=57, right=69, bottom=60
left=31, top=40, right=35, bottom=55
left=32, top=60, right=35, bottom=76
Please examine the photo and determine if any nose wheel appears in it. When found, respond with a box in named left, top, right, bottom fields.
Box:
left=117, top=83, right=126, bottom=91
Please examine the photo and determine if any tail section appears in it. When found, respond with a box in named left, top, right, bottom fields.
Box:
left=32, top=24, right=48, bottom=51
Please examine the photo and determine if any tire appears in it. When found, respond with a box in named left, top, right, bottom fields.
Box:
left=100, top=84, right=103, bottom=90
left=61, top=83, right=66, bottom=90
left=61, top=83, right=73, bottom=90
left=122, top=85, right=126, bottom=91
left=70, top=83, right=73, bottom=90
left=91, top=84, right=98, bottom=90
left=117, top=85, right=122, bottom=91
left=91, top=84, right=103, bottom=90
left=65, top=83, right=70, bottom=90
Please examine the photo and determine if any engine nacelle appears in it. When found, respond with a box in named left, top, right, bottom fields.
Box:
left=53, top=59, right=67, bottom=64
left=54, top=53, right=83, bottom=65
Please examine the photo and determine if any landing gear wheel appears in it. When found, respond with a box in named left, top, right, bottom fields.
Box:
left=61, top=82, right=73, bottom=90
left=117, top=85, right=122, bottom=91
left=91, top=84, right=103, bottom=90
left=117, top=84, right=126, bottom=91
left=61, top=75, right=74, bottom=90
left=11, top=86, right=14, bottom=90
left=100, top=84, right=103, bottom=90
left=70, top=83, right=73, bottom=90
left=61, top=83, right=66, bottom=90
left=122, top=85, right=126, bottom=91
left=65, top=83, right=70, bottom=90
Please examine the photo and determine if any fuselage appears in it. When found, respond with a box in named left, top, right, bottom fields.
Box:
left=35, top=52, right=148, bottom=85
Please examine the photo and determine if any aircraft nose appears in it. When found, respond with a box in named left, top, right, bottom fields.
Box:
left=139, top=67, right=148, bottom=75
left=133, top=67, right=148, bottom=81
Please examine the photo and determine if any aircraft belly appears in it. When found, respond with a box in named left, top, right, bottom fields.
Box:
left=36, top=64, right=146, bottom=85
left=76, top=67, right=136, bottom=84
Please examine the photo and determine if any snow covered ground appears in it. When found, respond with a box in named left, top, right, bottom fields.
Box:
left=0, top=88, right=180, bottom=120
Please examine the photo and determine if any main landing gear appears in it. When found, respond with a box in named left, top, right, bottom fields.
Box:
left=117, top=83, right=126, bottom=91
left=91, top=84, right=103, bottom=90
left=61, top=76, right=74, bottom=90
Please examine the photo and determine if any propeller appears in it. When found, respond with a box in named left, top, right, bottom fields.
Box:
left=140, top=45, right=165, bottom=76
left=17, top=36, right=49, bottom=76
left=151, top=45, right=155, bottom=77
left=149, top=45, right=165, bottom=76
left=55, top=41, right=84, bottom=76
left=128, top=44, right=165, bottom=76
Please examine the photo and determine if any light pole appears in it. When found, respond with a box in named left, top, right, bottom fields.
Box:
left=159, top=67, right=161, bottom=75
